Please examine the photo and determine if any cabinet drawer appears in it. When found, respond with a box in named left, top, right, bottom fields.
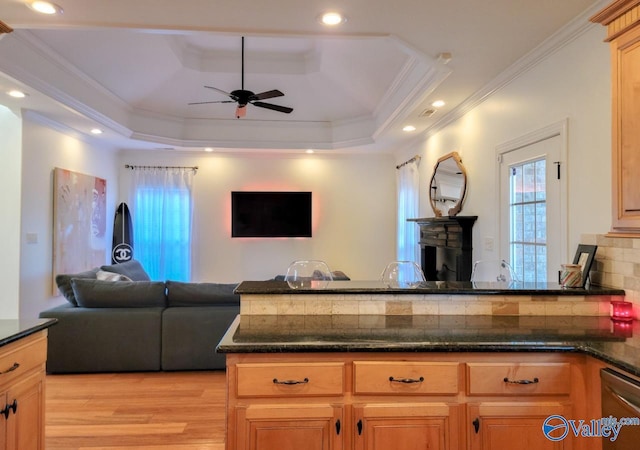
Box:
left=467, top=362, right=571, bottom=395
left=353, top=361, right=459, bottom=395
left=0, top=332, right=47, bottom=389
left=236, top=362, right=345, bottom=398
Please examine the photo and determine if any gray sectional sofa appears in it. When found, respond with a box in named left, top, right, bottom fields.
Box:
left=39, top=260, right=239, bottom=373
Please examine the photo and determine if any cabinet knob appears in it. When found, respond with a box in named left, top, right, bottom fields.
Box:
left=9, top=399, right=17, bottom=415
left=473, top=417, right=480, bottom=434
left=0, top=405, right=8, bottom=420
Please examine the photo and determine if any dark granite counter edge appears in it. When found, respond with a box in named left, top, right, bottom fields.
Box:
left=216, top=316, right=640, bottom=378
left=235, top=280, right=625, bottom=296
left=0, top=318, right=57, bottom=348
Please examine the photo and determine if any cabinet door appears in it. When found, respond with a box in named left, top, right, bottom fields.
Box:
left=468, top=402, right=571, bottom=450
left=354, top=403, right=461, bottom=450
left=235, top=403, right=343, bottom=450
left=5, top=372, right=44, bottom=450
left=612, top=24, right=640, bottom=231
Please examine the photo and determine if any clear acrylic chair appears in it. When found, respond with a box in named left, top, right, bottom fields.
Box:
left=284, top=260, right=333, bottom=289
left=470, top=259, right=519, bottom=284
left=380, top=261, right=426, bottom=289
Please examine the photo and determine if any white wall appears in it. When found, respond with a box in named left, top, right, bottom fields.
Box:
left=119, top=151, right=397, bottom=282
left=0, top=105, right=22, bottom=319
left=19, top=118, right=119, bottom=319
left=398, top=24, right=611, bottom=265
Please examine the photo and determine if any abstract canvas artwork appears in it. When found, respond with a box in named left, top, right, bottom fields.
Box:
left=53, top=168, right=107, bottom=294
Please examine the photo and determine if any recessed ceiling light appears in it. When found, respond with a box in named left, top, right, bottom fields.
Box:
left=7, top=90, right=26, bottom=98
left=403, top=125, right=416, bottom=132
left=90, top=128, right=103, bottom=135
left=320, top=12, right=346, bottom=26
left=204, top=147, right=214, bottom=152
left=28, top=1, right=63, bottom=15
left=306, top=149, right=315, bottom=154
left=431, top=100, right=445, bottom=108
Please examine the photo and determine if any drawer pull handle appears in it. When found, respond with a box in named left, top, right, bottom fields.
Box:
left=0, top=362, right=19, bottom=375
left=273, top=377, right=309, bottom=385
left=503, top=377, right=539, bottom=385
left=389, top=376, right=424, bottom=384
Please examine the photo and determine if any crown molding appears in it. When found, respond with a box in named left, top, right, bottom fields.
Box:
left=421, top=0, right=609, bottom=142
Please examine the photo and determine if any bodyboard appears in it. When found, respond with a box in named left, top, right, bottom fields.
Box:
left=111, top=202, right=134, bottom=264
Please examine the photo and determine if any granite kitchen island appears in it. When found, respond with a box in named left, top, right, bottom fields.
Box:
left=217, top=280, right=636, bottom=450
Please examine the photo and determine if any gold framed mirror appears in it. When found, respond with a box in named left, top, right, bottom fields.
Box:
left=429, top=152, right=467, bottom=217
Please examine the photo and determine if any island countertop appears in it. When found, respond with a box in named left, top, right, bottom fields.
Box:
left=217, top=314, right=640, bottom=378
left=0, top=318, right=57, bottom=348
left=234, top=280, right=625, bottom=296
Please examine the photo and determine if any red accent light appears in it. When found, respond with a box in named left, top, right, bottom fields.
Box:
left=610, top=300, right=634, bottom=322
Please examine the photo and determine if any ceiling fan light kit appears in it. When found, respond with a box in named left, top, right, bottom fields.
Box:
left=189, top=37, right=293, bottom=119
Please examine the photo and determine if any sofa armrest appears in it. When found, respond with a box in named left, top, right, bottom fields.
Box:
left=39, top=305, right=164, bottom=373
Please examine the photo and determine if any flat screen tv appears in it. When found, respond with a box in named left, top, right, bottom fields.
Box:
left=231, top=191, right=312, bottom=238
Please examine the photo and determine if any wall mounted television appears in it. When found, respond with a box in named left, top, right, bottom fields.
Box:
left=231, top=191, right=312, bottom=238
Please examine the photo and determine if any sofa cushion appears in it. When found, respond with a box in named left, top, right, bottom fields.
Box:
left=166, top=281, right=239, bottom=306
left=55, top=268, right=99, bottom=306
left=71, top=279, right=166, bottom=308
left=100, top=259, right=151, bottom=281
left=96, top=270, right=132, bottom=281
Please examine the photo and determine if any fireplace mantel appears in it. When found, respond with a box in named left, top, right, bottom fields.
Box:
left=408, top=216, right=477, bottom=281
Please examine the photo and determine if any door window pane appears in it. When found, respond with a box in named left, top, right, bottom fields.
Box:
left=509, top=158, right=547, bottom=283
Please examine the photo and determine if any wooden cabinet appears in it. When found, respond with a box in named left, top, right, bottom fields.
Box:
left=0, top=332, right=47, bottom=450
left=466, top=362, right=573, bottom=450
left=467, top=402, right=571, bottom=450
left=235, top=403, right=344, bottom=450
left=225, top=353, right=586, bottom=450
left=353, top=403, right=461, bottom=450
left=592, top=1, right=640, bottom=233
left=353, top=361, right=462, bottom=450
left=228, top=360, right=346, bottom=450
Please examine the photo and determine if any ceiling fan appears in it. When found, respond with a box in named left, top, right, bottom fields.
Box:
left=188, top=36, right=294, bottom=118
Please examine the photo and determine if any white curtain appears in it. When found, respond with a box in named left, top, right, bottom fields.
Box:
left=128, top=167, right=194, bottom=281
left=397, top=159, right=420, bottom=263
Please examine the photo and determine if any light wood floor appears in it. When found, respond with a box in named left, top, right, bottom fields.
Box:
left=45, top=371, right=227, bottom=450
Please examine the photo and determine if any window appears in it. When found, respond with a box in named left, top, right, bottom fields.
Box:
left=509, top=159, right=547, bottom=282
left=129, top=167, right=195, bottom=281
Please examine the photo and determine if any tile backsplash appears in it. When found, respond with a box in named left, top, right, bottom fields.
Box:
left=582, top=233, right=639, bottom=319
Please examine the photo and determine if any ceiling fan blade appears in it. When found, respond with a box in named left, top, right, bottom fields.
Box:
left=252, top=101, right=293, bottom=114
left=188, top=100, right=235, bottom=105
left=204, top=85, right=237, bottom=100
left=251, top=90, right=284, bottom=101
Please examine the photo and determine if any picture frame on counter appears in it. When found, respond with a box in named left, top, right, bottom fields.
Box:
left=572, top=244, right=597, bottom=288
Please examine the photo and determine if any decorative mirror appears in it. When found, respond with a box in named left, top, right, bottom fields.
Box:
left=429, top=152, right=467, bottom=217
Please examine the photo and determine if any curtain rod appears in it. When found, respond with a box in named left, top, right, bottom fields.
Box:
left=396, top=155, right=421, bottom=169
left=125, top=164, right=198, bottom=172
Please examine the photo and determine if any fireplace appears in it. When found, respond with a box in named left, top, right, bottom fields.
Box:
left=408, top=216, right=477, bottom=282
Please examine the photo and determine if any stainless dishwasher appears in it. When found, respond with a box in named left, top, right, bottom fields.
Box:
left=601, top=368, right=640, bottom=449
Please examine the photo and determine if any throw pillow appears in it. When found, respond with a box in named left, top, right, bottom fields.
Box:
left=166, top=281, right=239, bottom=307
left=100, top=259, right=151, bottom=281
left=96, top=270, right=132, bottom=282
left=55, top=268, right=99, bottom=306
left=71, top=279, right=166, bottom=308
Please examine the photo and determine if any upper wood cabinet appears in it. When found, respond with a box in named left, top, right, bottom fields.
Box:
left=592, top=0, right=640, bottom=234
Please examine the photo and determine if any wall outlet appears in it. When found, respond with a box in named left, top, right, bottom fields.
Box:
left=483, top=237, right=494, bottom=251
